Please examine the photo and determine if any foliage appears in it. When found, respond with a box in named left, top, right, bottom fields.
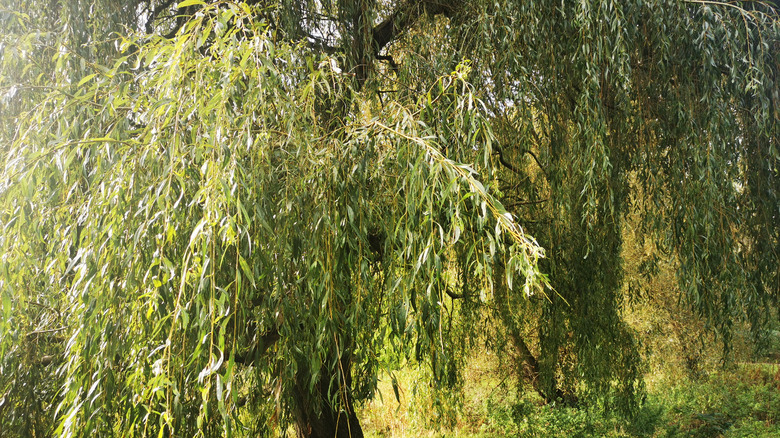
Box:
left=0, top=0, right=778, bottom=437
left=0, top=1, right=541, bottom=436
left=467, top=0, right=780, bottom=415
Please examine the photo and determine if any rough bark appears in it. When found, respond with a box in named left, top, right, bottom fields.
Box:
left=291, top=354, right=363, bottom=438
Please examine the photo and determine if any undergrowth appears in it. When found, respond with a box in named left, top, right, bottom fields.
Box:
left=360, top=357, right=780, bottom=437
left=358, top=223, right=780, bottom=437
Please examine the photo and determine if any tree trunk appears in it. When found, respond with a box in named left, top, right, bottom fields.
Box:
left=512, top=333, right=577, bottom=406
left=493, top=264, right=577, bottom=406
left=291, top=354, right=363, bottom=438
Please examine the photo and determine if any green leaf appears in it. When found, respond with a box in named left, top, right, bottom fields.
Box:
left=177, top=0, right=206, bottom=7
left=238, top=256, right=254, bottom=287
left=77, top=73, right=97, bottom=87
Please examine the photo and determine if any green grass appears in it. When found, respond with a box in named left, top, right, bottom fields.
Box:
left=652, top=363, right=780, bottom=438
left=361, top=360, right=780, bottom=437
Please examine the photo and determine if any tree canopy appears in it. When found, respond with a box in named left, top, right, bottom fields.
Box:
left=0, top=1, right=778, bottom=437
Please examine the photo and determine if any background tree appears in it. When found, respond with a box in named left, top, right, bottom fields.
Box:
left=461, top=1, right=780, bottom=411
left=0, top=1, right=778, bottom=437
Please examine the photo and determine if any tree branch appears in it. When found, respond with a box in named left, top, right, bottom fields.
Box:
left=495, top=145, right=524, bottom=175
left=522, top=149, right=548, bottom=179
left=146, top=0, right=180, bottom=34
left=233, top=328, right=280, bottom=366
left=495, top=144, right=549, bottom=180
left=372, top=0, right=462, bottom=54
left=504, top=198, right=549, bottom=210
left=445, top=287, right=464, bottom=300
left=25, top=327, right=67, bottom=338
left=375, top=54, right=399, bottom=74
left=25, top=300, right=62, bottom=320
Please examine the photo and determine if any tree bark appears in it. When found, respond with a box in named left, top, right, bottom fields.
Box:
left=493, top=263, right=577, bottom=406
left=511, top=332, right=577, bottom=406
left=371, top=0, right=462, bottom=54
left=291, top=354, right=363, bottom=438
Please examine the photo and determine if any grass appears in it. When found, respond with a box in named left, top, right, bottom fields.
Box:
left=359, top=357, right=780, bottom=437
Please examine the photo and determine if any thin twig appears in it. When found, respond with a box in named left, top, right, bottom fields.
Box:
left=25, top=300, right=62, bottom=319
left=505, top=198, right=549, bottom=210
left=25, top=327, right=67, bottom=338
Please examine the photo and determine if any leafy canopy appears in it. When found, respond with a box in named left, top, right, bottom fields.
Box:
left=0, top=0, right=778, bottom=437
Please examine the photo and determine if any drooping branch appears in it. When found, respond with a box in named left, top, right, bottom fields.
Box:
left=504, top=198, right=549, bottom=210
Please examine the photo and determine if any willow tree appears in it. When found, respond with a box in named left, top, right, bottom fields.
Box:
left=0, top=1, right=778, bottom=437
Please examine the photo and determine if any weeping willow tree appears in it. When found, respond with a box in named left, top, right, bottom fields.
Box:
left=467, top=0, right=780, bottom=410
left=0, top=1, right=778, bottom=437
